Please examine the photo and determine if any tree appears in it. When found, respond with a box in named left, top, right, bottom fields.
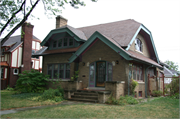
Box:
left=0, top=0, right=97, bottom=45
left=165, top=60, right=179, bottom=72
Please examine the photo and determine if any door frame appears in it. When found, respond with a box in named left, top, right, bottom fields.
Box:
left=89, top=61, right=112, bottom=87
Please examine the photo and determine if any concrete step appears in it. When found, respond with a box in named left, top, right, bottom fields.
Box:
left=68, top=98, right=98, bottom=103
left=71, top=95, right=98, bottom=100
left=74, top=92, right=98, bottom=96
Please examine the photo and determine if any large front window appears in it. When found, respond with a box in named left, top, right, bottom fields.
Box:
left=132, top=64, right=143, bottom=81
left=48, top=63, right=70, bottom=79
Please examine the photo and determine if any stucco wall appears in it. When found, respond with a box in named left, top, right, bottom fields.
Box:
left=129, top=34, right=150, bottom=58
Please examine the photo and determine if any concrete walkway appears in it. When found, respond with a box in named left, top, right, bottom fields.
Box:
left=0, top=97, right=159, bottom=115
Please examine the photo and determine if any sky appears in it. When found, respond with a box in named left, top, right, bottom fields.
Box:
left=1, top=0, right=180, bottom=71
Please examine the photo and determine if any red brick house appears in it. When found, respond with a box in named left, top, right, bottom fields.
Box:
left=0, top=23, right=43, bottom=89
left=33, top=16, right=164, bottom=102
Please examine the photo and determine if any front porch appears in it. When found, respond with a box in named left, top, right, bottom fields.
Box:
left=47, top=80, right=125, bottom=103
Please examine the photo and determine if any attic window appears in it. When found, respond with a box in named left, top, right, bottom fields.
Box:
left=135, top=38, right=143, bottom=52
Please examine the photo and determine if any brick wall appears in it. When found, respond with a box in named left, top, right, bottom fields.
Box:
left=78, top=39, right=128, bottom=88
left=21, top=23, right=33, bottom=72
left=9, top=68, right=19, bottom=87
left=42, top=53, right=75, bottom=79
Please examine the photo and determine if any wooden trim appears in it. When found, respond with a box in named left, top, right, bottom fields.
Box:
left=16, top=47, right=19, bottom=67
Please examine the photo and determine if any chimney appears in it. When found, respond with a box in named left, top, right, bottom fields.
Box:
left=56, top=15, right=68, bottom=29
left=21, top=22, right=33, bottom=72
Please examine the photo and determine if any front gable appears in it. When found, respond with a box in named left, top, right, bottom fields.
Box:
left=126, top=24, right=160, bottom=64
left=68, top=31, right=133, bottom=63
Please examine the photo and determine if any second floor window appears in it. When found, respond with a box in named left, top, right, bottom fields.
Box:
left=135, top=38, right=143, bottom=52
left=52, top=38, right=74, bottom=49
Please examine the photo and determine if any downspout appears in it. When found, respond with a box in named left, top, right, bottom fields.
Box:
left=145, top=65, right=154, bottom=98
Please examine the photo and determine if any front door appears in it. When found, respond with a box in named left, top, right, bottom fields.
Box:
left=96, top=61, right=106, bottom=87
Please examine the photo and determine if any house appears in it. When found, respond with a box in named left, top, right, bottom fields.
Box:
left=163, top=64, right=179, bottom=84
left=33, top=16, right=164, bottom=102
left=0, top=23, right=43, bottom=89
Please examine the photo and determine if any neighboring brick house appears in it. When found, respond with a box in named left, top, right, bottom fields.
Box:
left=0, top=23, right=42, bottom=89
left=34, top=16, right=164, bottom=102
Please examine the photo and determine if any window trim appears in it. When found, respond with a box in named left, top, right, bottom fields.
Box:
left=13, top=68, right=19, bottom=75
left=131, top=64, right=144, bottom=82
left=47, top=63, right=70, bottom=80
left=135, top=38, right=143, bottom=52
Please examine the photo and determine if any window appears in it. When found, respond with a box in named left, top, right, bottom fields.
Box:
left=1, top=48, right=5, bottom=55
left=1, top=67, right=4, bottom=78
left=58, top=39, right=62, bottom=47
left=32, top=50, right=35, bottom=55
left=63, top=38, right=68, bottom=47
left=13, top=69, right=19, bottom=75
left=47, top=63, right=70, bottom=79
left=69, top=38, right=74, bottom=46
left=107, top=62, right=112, bottom=81
left=65, top=64, right=70, bottom=79
left=135, top=38, right=143, bottom=52
left=131, top=64, right=143, bottom=81
left=53, top=41, right=57, bottom=48
left=139, top=91, right=142, bottom=97
left=52, top=38, right=75, bottom=48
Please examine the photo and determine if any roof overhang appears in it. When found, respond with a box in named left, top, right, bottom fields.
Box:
left=0, top=61, right=9, bottom=66
left=41, top=27, right=86, bottom=47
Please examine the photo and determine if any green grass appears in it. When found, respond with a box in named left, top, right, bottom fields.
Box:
left=1, top=90, right=63, bottom=110
left=1, top=97, right=179, bottom=118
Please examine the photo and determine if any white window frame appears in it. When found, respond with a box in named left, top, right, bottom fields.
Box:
left=13, top=68, right=19, bottom=75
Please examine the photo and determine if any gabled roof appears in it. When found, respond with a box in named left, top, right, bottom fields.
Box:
left=68, top=31, right=162, bottom=68
left=78, top=19, right=141, bottom=47
left=164, top=67, right=173, bottom=77
left=1, top=35, right=40, bottom=52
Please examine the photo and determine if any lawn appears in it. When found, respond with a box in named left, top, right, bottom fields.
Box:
left=1, top=90, right=63, bottom=110
left=1, top=95, right=179, bottom=118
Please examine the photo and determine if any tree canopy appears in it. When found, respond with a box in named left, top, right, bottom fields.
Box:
left=0, top=0, right=97, bottom=45
left=165, top=60, right=179, bottom=72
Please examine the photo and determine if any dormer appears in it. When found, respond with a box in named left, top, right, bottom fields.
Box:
left=41, top=16, right=87, bottom=50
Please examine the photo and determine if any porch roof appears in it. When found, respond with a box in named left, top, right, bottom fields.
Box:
left=0, top=62, right=9, bottom=66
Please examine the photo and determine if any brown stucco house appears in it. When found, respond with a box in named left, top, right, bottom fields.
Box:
left=33, top=16, right=164, bottom=103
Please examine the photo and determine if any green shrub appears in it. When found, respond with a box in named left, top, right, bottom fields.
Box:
left=151, top=90, right=163, bottom=97
left=165, top=77, right=179, bottom=96
left=15, top=69, right=49, bottom=93
left=41, top=86, right=64, bottom=102
left=126, top=96, right=138, bottom=104
left=130, top=79, right=138, bottom=95
left=6, top=85, right=14, bottom=91
left=168, top=93, right=179, bottom=99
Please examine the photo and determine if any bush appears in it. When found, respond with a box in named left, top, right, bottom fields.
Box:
left=106, top=95, right=138, bottom=105
left=6, top=85, right=14, bottom=91
left=130, top=79, right=138, bottom=95
left=41, top=86, right=64, bottom=102
left=168, top=93, right=179, bottom=99
left=151, top=90, right=163, bottom=97
left=165, top=77, right=179, bottom=96
left=15, top=69, right=49, bottom=93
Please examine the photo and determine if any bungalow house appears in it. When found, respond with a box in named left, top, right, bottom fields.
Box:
left=33, top=16, right=164, bottom=103
left=0, top=23, right=43, bottom=89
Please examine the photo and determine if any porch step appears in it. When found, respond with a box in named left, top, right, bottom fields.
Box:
left=69, top=90, right=99, bottom=103
left=68, top=98, right=98, bottom=103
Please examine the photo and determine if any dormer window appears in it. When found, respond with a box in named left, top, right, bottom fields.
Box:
left=135, top=38, right=143, bottom=52
left=52, top=38, right=75, bottom=49
left=53, top=41, right=57, bottom=48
